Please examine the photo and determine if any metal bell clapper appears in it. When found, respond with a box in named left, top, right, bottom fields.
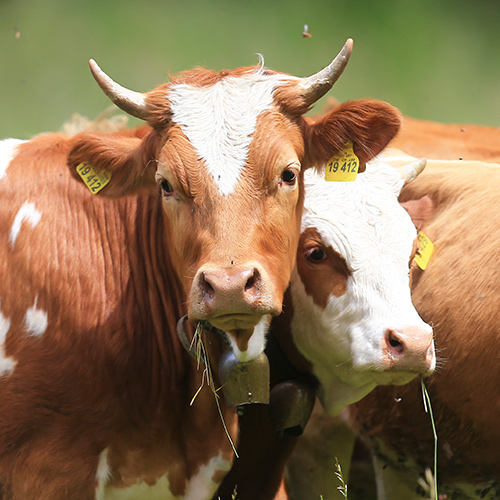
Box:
left=269, top=380, right=316, bottom=436
left=218, top=350, right=270, bottom=408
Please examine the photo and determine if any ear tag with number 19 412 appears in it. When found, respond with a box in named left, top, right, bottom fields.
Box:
left=76, top=162, right=112, bottom=194
left=325, top=140, right=359, bottom=182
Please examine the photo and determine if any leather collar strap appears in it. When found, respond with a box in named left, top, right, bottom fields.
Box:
left=176, top=315, right=229, bottom=362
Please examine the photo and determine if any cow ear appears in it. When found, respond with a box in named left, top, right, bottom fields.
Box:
left=67, top=130, right=161, bottom=197
left=303, top=99, right=402, bottom=172
left=400, top=195, right=434, bottom=230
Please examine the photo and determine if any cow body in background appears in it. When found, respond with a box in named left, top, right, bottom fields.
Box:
left=0, top=41, right=405, bottom=500
left=391, top=115, right=500, bottom=163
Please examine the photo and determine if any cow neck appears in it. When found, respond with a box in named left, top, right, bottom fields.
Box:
left=267, top=287, right=318, bottom=389
left=118, top=194, right=192, bottom=399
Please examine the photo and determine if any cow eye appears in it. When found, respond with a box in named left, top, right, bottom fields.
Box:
left=306, top=247, right=327, bottom=262
left=157, top=178, right=175, bottom=196
left=281, top=168, right=297, bottom=186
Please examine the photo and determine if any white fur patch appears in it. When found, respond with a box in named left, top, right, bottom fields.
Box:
left=169, top=70, right=285, bottom=196
left=184, top=452, right=232, bottom=500
left=95, top=449, right=111, bottom=500
left=0, top=138, right=25, bottom=180
left=24, top=298, right=48, bottom=337
left=9, top=201, right=42, bottom=248
left=101, top=452, right=231, bottom=500
left=0, top=303, right=16, bottom=377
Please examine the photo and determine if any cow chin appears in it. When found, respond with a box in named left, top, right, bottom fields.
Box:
left=208, top=313, right=262, bottom=332
left=223, top=316, right=270, bottom=362
left=370, top=370, right=420, bottom=387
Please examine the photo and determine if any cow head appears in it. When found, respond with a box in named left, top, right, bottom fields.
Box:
left=287, top=157, right=436, bottom=415
left=67, top=40, right=401, bottom=361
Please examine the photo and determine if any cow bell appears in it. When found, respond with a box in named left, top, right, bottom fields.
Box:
left=269, top=380, right=316, bottom=436
left=218, top=350, right=270, bottom=408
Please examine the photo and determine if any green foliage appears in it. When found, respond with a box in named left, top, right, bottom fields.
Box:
left=1, top=0, right=499, bottom=139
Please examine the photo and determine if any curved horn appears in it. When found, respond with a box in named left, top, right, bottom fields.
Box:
left=299, top=38, right=353, bottom=106
left=398, top=158, right=427, bottom=185
left=89, top=59, right=150, bottom=120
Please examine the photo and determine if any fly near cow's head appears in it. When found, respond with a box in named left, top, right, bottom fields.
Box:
left=67, top=39, right=401, bottom=361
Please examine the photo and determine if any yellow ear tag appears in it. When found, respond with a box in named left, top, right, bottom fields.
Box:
left=325, top=140, right=359, bottom=181
left=414, top=232, right=434, bottom=270
left=76, top=162, right=111, bottom=194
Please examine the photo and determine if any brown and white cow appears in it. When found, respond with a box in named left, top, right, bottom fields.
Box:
left=0, top=41, right=405, bottom=499
left=286, top=146, right=500, bottom=500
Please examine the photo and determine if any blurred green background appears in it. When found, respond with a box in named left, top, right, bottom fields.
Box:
left=1, top=0, right=499, bottom=139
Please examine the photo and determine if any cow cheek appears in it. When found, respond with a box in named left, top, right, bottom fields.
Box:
left=161, top=202, right=205, bottom=293
left=296, top=259, right=347, bottom=309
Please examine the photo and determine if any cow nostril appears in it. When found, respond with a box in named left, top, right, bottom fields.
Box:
left=200, top=273, right=215, bottom=297
left=386, top=329, right=405, bottom=355
left=244, top=268, right=261, bottom=293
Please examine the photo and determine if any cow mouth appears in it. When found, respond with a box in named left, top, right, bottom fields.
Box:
left=207, top=313, right=262, bottom=332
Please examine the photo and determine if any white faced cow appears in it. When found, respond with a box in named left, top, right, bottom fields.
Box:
left=275, top=154, right=436, bottom=499
left=280, top=156, right=435, bottom=412
left=0, top=41, right=403, bottom=499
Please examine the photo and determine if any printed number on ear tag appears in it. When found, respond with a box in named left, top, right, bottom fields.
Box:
left=325, top=141, right=359, bottom=182
left=414, top=232, right=434, bottom=270
left=76, top=162, right=112, bottom=194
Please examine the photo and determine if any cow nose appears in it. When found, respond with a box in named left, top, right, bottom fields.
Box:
left=383, top=327, right=435, bottom=374
left=200, top=267, right=261, bottom=303
left=192, top=266, right=266, bottom=323
left=189, top=263, right=282, bottom=330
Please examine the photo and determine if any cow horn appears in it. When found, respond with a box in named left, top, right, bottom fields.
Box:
left=398, top=158, right=427, bottom=184
left=89, top=59, right=150, bottom=120
left=298, top=38, right=353, bottom=106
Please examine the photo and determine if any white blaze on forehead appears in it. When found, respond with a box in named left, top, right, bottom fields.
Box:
left=9, top=201, right=42, bottom=248
left=303, top=158, right=411, bottom=272
left=169, top=69, right=287, bottom=195
left=0, top=303, right=16, bottom=377
left=0, top=138, right=25, bottom=180
left=25, top=298, right=48, bottom=337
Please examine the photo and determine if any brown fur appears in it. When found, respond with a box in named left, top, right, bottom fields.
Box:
left=295, top=228, right=351, bottom=309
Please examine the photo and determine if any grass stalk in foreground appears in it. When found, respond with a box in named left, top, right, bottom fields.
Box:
left=421, top=379, right=438, bottom=500
left=335, top=457, right=348, bottom=498
left=190, top=323, right=238, bottom=458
